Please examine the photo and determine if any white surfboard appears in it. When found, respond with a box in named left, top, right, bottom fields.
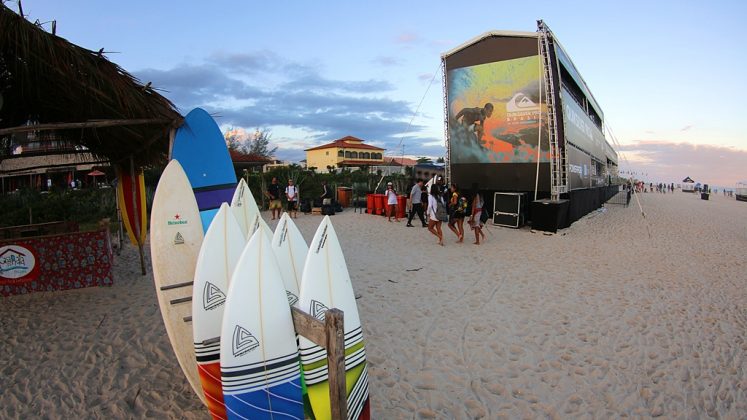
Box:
left=220, top=230, right=304, bottom=418
left=192, top=203, right=245, bottom=417
left=230, top=178, right=272, bottom=243
left=298, top=216, right=370, bottom=419
left=271, top=213, right=308, bottom=307
left=150, top=159, right=205, bottom=404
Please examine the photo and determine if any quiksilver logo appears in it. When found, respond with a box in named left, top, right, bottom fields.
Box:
left=286, top=291, right=299, bottom=306
left=203, top=282, right=226, bottom=310
left=232, top=325, right=259, bottom=357
left=310, top=299, right=329, bottom=321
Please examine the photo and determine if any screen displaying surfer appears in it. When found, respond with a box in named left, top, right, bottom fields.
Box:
left=454, top=103, right=493, bottom=144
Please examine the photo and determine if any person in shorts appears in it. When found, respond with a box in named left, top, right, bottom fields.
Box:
left=285, top=179, right=299, bottom=218
left=447, top=183, right=466, bottom=243
left=266, top=177, right=282, bottom=220
left=384, top=182, right=400, bottom=222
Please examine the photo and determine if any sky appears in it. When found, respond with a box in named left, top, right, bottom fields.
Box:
left=14, top=0, right=747, bottom=186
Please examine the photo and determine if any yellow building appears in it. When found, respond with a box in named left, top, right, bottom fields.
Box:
left=305, top=136, right=385, bottom=172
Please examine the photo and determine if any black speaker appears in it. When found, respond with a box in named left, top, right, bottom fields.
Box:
left=493, top=192, right=527, bottom=228
left=531, top=199, right=569, bottom=233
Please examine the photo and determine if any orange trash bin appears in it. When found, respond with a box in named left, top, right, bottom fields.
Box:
left=366, top=193, right=375, bottom=214
left=374, top=194, right=385, bottom=215
left=337, top=187, right=352, bottom=208
left=396, top=195, right=407, bottom=219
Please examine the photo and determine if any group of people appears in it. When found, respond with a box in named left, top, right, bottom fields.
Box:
left=389, top=177, right=486, bottom=246
left=264, top=177, right=333, bottom=220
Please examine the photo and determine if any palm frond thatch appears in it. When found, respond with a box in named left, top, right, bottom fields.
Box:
left=0, top=4, right=182, bottom=167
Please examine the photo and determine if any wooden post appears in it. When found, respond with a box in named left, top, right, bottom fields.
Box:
left=291, top=307, right=347, bottom=420
left=325, top=309, right=346, bottom=420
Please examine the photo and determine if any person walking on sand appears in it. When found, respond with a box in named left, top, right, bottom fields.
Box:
left=406, top=179, right=427, bottom=227
left=265, top=176, right=282, bottom=220
left=447, top=184, right=466, bottom=243
left=427, top=184, right=445, bottom=246
left=468, top=184, right=485, bottom=245
left=285, top=179, right=299, bottom=218
left=384, top=182, right=400, bottom=222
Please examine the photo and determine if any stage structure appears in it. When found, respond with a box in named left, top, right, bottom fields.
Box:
left=442, top=21, right=619, bottom=231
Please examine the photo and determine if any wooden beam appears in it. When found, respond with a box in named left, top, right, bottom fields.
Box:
left=291, top=307, right=347, bottom=420
left=0, top=119, right=173, bottom=136
left=291, top=307, right=327, bottom=345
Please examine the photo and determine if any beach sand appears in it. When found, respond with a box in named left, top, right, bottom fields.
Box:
left=1, top=191, right=745, bottom=418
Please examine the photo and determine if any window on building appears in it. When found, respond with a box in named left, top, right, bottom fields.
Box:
left=338, top=150, right=344, bottom=157
left=363, top=152, right=370, bottom=159
left=351, top=151, right=358, bottom=159
left=345, top=151, right=351, bottom=158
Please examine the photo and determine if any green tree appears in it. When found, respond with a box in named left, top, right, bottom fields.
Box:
left=247, top=129, right=278, bottom=159
left=224, top=128, right=277, bottom=159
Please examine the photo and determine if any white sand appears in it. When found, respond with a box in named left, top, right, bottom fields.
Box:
left=1, top=191, right=745, bottom=418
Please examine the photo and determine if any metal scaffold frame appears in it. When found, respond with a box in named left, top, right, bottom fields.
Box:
left=537, top=20, right=567, bottom=200
left=442, top=60, right=451, bottom=183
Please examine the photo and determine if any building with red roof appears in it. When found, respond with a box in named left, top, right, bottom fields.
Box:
left=305, top=136, right=385, bottom=172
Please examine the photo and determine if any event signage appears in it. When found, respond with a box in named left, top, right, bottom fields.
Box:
left=0, top=244, right=40, bottom=285
left=561, top=87, right=607, bottom=162
left=567, top=145, right=591, bottom=190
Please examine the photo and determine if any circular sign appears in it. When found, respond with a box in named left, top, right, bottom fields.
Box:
left=0, top=244, right=40, bottom=284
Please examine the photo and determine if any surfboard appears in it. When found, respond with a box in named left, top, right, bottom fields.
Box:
left=271, top=213, right=307, bottom=307
left=172, top=107, right=237, bottom=232
left=116, top=165, right=147, bottom=246
left=192, top=203, right=245, bottom=419
left=298, top=216, right=370, bottom=420
left=149, top=159, right=205, bottom=405
left=230, top=178, right=272, bottom=243
left=220, top=230, right=304, bottom=419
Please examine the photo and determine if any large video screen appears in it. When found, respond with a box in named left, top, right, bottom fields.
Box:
left=447, top=55, right=549, bottom=165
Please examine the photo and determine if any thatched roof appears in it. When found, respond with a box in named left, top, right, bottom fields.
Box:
left=0, top=4, right=182, bottom=167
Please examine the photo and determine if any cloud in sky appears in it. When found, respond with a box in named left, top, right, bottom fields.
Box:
left=395, top=32, right=419, bottom=44
left=135, top=52, right=441, bottom=161
left=371, top=56, right=404, bottom=67
left=617, top=140, right=746, bottom=186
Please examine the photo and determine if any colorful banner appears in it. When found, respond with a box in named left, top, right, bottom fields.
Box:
left=447, top=55, right=550, bottom=165
left=0, top=230, right=113, bottom=296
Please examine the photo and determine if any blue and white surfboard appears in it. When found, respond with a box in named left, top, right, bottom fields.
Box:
left=172, top=108, right=236, bottom=232
left=220, top=229, right=304, bottom=419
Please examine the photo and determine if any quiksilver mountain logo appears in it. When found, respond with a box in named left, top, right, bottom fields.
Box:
left=174, top=232, right=185, bottom=245
left=167, top=213, right=188, bottom=226
left=286, top=291, right=299, bottom=306
left=203, top=282, right=226, bottom=310
left=310, top=299, right=329, bottom=321
left=232, top=325, right=259, bottom=357
left=507, top=92, right=540, bottom=125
